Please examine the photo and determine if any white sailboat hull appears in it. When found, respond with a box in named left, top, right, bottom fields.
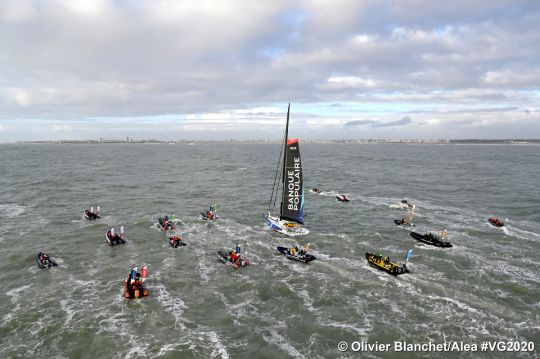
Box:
left=264, top=214, right=309, bottom=237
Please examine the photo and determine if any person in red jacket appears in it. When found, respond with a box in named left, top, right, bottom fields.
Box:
left=229, top=250, right=239, bottom=263
left=130, top=274, right=146, bottom=298
left=169, top=235, right=182, bottom=247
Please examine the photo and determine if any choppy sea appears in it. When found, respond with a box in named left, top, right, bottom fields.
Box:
left=0, top=143, right=538, bottom=358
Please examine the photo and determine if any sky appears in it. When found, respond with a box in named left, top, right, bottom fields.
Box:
left=1, top=0, right=539, bottom=142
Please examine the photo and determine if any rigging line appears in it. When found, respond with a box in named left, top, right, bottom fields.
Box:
left=272, top=138, right=285, bottom=208
left=268, top=137, right=285, bottom=210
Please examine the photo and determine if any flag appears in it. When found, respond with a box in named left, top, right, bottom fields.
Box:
left=405, top=249, right=413, bottom=262
left=130, top=266, right=138, bottom=281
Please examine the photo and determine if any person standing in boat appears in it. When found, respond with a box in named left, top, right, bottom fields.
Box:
left=298, top=243, right=310, bottom=257
left=229, top=249, right=239, bottom=263
left=39, top=252, right=50, bottom=266
left=441, top=226, right=447, bottom=241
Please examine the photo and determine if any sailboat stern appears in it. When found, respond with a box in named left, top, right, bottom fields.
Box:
left=264, top=214, right=309, bottom=237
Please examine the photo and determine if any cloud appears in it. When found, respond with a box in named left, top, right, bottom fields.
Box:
left=0, top=0, right=37, bottom=22
left=52, top=124, right=72, bottom=132
left=326, top=76, right=377, bottom=89
left=344, top=119, right=376, bottom=126
left=375, top=116, right=412, bottom=127
left=8, top=89, right=31, bottom=106
left=345, top=116, right=413, bottom=127
left=484, top=68, right=540, bottom=87
left=1, top=0, right=539, bottom=141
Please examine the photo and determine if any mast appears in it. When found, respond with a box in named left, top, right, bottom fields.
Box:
left=268, top=104, right=289, bottom=210
left=280, top=103, right=290, bottom=210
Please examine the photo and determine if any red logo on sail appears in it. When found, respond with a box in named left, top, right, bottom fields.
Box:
left=287, top=138, right=299, bottom=145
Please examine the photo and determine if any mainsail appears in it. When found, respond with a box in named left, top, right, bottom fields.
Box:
left=280, top=138, right=304, bottom=223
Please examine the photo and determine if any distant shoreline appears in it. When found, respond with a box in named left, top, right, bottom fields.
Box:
left=11, top=139, right=540, bottom=145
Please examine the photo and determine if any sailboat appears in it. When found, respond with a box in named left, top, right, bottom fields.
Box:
left=264, top=103, right=309, bottom=237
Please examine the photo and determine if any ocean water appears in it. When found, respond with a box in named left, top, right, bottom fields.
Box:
left=0, top=143, right=538, bottom=358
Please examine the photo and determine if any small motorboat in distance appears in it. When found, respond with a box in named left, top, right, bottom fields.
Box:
left=391, top=199, right=415, bottom=211
left=106, top=227, right=126, bottom=246
left=84, top=206, right=100, bottom=220
left=395, top=210, right=415, bottom=226
left=394, top=218, right=414, bottom=226
left=488, top=217, right=504, bottom=227
left=410, top=231, right=452, bottom=248
left=365, top=251, right=411, bottom=276
left=277, top=245, right=316, bottom=263
left=201, top=204, right=219, bottom=221
left=36, top=252, right=58, bottom=269
left=158, top=215, right=176, bottom=231
left=168, top=235, right=187, bottom=247
left=123, top=265, right=148, bottom=299
left=366, top=252, right=409, bottom=275
left=218, top=245, right=250, bottom=269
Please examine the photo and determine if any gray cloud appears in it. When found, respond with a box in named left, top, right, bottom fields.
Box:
left=345, top=116, right=413, bottom=127
left=344, top=119, right=376, bottom=126
left=0, top=0, right=539, bottom=141
left=373, top=116, right=412, bottom=127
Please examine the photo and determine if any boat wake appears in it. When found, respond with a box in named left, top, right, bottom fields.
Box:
left=153, top=282, right=187, bottom=327
left=502, top=225, right=540, bottom=241
left=317, top=190, right=338, bottom=197
left=262, top=326, right=305, bottom=359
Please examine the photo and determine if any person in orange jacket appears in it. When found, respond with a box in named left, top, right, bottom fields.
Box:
left=130, top=273, right=147, bottom=298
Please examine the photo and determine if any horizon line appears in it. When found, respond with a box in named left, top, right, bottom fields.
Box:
left=6, top=138, right=540, bottom=145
